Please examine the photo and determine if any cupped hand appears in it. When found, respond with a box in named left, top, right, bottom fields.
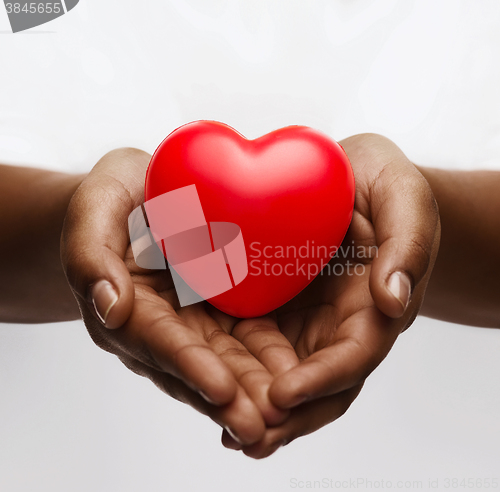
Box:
left=61, top=133, right=440, bottom=458
left=61, top=148, right=294, bottom=445
left=220, top=133, right=441, bottom=458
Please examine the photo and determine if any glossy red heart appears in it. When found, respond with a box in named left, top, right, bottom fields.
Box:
left=145, top=121, right=354, bottom=318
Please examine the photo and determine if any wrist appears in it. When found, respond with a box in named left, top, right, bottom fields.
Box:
left=0, top=167, right=86, bottom=322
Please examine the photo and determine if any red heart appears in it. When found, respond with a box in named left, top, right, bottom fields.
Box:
left=145, top=121, right=355, bottom=318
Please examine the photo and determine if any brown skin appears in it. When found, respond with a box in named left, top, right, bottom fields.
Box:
left=417, top=167, right=500, bottom=328
left=61, top=149, right=287, bottom=445
left=4, top=133, right=494, bottom=458
left=0, top=165, right=83, bottom=322
left=59, top=136, right=441, bottom=458
left=224, top=134, right=442, bottom=457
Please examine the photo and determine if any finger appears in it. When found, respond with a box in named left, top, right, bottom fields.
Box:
left=341, top=134, right=440, bottom=318
left=269, top=307, right=397, bottom=408
left=112, top=285, right=238, bottom=406
left=181, top=308, right=290, bottom=426
left=231, top=316, right=301, bottom=376
left=370, top=158, right=439, bottom=317
left=213, top=385, right=266, bottom=445
left=241, top=385, right=362, bottom=459
left=121, top=356, right=265, bottom=445
left=221, top=429, right=242, bottom=450
left=61, top=148, right=151, bottom=329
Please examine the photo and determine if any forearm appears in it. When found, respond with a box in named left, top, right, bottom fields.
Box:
left=417, top=166, right=500, bottom=327
left=0, top=164, right=85, bottom=323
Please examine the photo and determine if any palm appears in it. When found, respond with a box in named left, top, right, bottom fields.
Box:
left=221, top=178, right=406, bottom=457
left=109, top=184, right=401, bottom=457
left=275, top=197, right=398, bottom=357
left=82, top=241, right=296, bottom=443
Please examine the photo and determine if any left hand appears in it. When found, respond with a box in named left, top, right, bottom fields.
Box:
left=220, top=133, right=441, bottom=458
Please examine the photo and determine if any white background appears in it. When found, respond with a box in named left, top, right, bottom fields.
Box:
left=1, top=1, right=500, bottom=491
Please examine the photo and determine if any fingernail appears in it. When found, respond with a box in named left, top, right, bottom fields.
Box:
left=199, top=391, right=217, bottom=405
left=387, top=271, right=411, bottom=314
left=225, top=427, right=243, bottom=445
left=91, top=280, right=119, bottom=328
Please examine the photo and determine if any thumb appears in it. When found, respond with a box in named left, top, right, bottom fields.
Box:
left=61, top=148, right=151, bottom=329
left=368, top=161, right=440, bottom=319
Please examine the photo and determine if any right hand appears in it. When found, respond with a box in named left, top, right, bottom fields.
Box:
left=60, top=148, right=292, bottom=445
